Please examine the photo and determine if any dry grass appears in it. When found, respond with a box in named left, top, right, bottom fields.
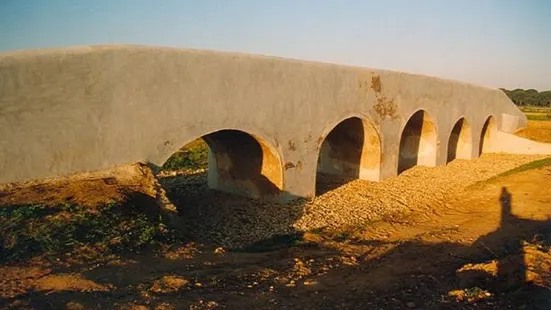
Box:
left=516, top=120, right=551, bottom=143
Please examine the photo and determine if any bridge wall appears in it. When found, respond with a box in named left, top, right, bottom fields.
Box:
left=0, top=45, right=529, bottom=200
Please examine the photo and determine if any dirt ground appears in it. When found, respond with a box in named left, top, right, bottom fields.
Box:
left=516, top=120, right=551, bottom=143
left=1, top=155, right=550, bottom=309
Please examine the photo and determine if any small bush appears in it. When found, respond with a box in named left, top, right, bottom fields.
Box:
left=0, top=202, right=170, bottom=263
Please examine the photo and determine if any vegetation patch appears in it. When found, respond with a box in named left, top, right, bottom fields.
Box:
left=520, top=106, right=551, bottom=113
left=235, top=233, right=308, bottom=253
left=0, top=202, right=174, bottom=263
left=236, top=224, right=376, bottom=253
left=501, top=88, right=551, bottom=107
left=469, top=157, right=551, bottom=190
left=162, top=139, right=209, bottom=171
left=492, top=157, right=551, bottom=179
left=525, top=113, right=551, bottom=121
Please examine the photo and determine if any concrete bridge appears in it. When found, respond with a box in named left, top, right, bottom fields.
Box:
left=1, top=45, right=549, bottom=201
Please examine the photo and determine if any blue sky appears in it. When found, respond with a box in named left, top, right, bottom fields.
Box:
left=1, top=0, right=550, bottom=90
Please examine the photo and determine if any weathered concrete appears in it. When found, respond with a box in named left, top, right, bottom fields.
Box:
left=0, top=45, right=547, bottom=200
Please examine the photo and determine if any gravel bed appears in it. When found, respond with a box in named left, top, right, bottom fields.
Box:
left=160, top=154, right=547, bottom=248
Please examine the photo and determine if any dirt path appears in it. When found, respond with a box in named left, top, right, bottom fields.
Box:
left=1, top=155, right=550, bottom=309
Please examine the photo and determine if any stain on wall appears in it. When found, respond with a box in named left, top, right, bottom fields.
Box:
left=371, top=75, right=382, bottom=93
left=288, top=140, right=297, bottom=151
left=284, top=162, right=296, bottom=170
left=373, top=95, right=398, bottom=119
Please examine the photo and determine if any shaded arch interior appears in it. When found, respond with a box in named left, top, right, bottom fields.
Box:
left=479, top=116, right=497, bottom=155
left=398, top=110, right=438, bottom=174
left=166, top=130, right=283, bottom=199
left=446, top=118, right=473, bottom=163
left=316, top=117, right=381, bottom=193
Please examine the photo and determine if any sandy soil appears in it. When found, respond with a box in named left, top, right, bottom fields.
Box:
left=516, top=120, right=551, bottom=143
left=1, top=154, right=550, bottom=309
left=0, top=163, right=161, bottom=209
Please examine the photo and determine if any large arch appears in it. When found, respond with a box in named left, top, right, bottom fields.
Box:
left=446, top=117, right=473, bottom=163
left=316, top=117, right=381, bottom=194
left=163, top=129, right=283, bottom=199
left=398, top=110, right=438, bottom=174
left=479, top=116, right=497, bottom=155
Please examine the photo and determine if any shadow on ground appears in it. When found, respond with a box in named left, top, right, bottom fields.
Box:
left=315, top=173, right=358, bottom=196
left=158, top=170, right=307, bottom=248
left=1, top=178, right=550, bottom=310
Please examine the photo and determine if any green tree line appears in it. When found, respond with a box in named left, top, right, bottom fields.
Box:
left=500, top=88, right=551, bottom=107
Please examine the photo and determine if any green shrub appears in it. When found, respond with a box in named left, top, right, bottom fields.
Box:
left=162, top=139, right=209, bottom=171
left=0, top=202, right=169, bottom=263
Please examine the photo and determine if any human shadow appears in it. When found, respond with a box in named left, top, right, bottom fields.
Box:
left=1, top=184, right=550, bottom=309
left=238, top=186, right=551, bottom=309
left=463, top=187, right=551, bottom=308
left=323, top=186, right=551, bottom=309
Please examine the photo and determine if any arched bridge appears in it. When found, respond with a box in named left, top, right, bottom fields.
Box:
left=1, top=45, right=549, bottom=201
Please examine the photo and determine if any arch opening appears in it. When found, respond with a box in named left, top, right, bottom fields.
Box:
left=479, top=116, right=497, bottom=155
left=446, top=118, right=473, bottom=163
left=398, top=110, right=438, bottom=174
left=162, top=130, right=283, bottom=199
left=316, top=117, right=381, bottom=195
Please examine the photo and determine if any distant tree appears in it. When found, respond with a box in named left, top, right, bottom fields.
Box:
left=500, top=88, right=551, bottom=107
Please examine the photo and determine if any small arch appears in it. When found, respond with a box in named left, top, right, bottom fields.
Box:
left=162, top=130, right=283, bottom=199
left=479, top=116, right=497, bottom=155
left=398, top=110, right=438, bottom=174
left=446, top=117, right=473, bottom=163
left=316, top=117, right=381, bottom=194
